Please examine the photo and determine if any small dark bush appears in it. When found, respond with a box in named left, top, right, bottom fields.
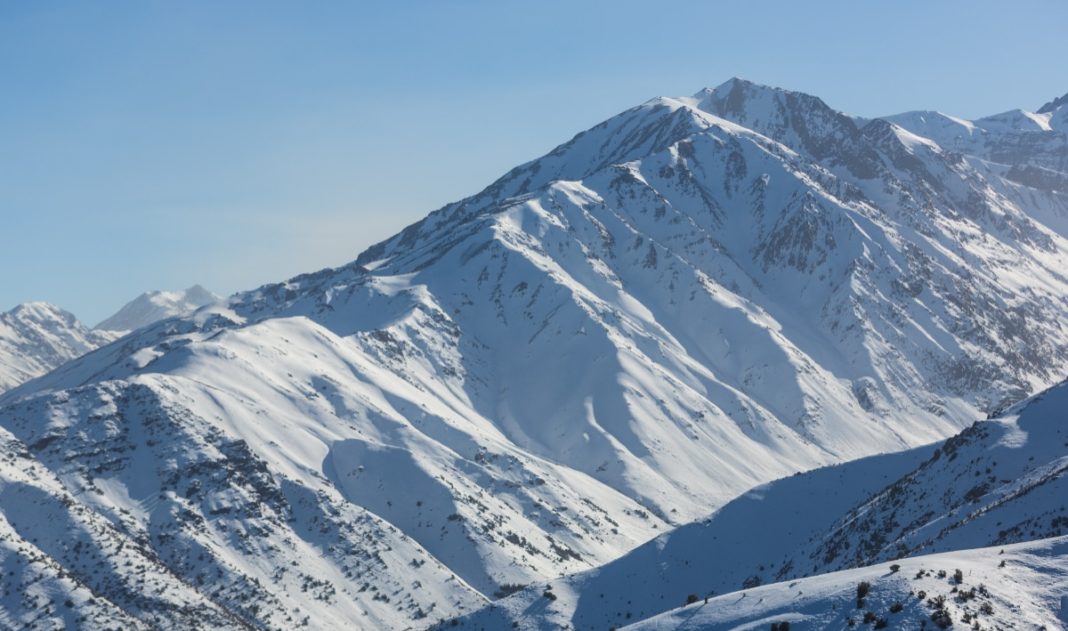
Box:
left=863, top=611, right=877, bottom=623
left=686, top=593, right=699, bottom=605
left=931, top=610, right=952, bottom=629
left=889, top=601, right=904, bottom=613
left=953, top=569, right=964, bottom=584
left=889, top=564, right=900, bottom=573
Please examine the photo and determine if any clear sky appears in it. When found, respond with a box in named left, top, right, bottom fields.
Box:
left=2, top=0, right=1066, bottom=324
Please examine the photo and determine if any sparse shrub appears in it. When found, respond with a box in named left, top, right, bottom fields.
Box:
left=889, top=564, right=900, bottom=574
left=889, top=601, right=904, bottom=613
left=874, top=618, right=889, bottom=629
left=542, top=589, right=557, bottom=601
left=930, top=610, right=952, bottom=629
left=856, top=580, right=871, bottom=608
left=686, top=593, right=699, bottom=605
left=493, top=583, right=526, bottom=599
left=953, top=569, right=964, bottom=584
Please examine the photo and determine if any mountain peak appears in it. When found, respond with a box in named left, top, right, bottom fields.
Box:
left=1, top=301, right=118, bottom=393
left=94, top=285, right=219, bottom=332
left=1037, top=90, right=1068, bottom=114
left=5, top=301, right=78, bottom=325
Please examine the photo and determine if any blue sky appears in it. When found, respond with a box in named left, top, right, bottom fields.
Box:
left=2, top=1, right=1066, bottom=324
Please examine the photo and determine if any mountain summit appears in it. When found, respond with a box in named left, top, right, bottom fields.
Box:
left=94, top=284, right=219, bottom=332
left=0, top=302, right=118, bottom=392
left=0, top=81, right=1066, bottom=629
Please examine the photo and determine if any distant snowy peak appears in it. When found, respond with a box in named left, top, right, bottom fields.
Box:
left=1, top=285, right=219, bottom=392
left=884, top=89, right=1068, bottom=192
left=0, top=302, right=118, bottom=392
left=94, top=284, right=219, bottom=332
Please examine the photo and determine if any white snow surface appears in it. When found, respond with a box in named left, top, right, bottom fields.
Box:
left=1, top=80, right=1067, bottom=629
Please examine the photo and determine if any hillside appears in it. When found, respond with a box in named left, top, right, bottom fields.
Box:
left=456, top=380, right=1068, bottom=629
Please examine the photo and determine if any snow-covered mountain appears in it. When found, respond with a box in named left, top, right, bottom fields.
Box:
left=94, top=285, right=219, bottom=332
left=0, top=303, right=118, bottom=392
left=0, top=286, right=217, bottom=394
left=1, top=79, right=1067, bottom=629
left=456, top=379, right=1068, bottom=630
left=882, top=90, right=1068, bottom=238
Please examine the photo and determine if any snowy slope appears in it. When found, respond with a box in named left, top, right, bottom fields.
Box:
left=457, top=379, right=1068, bottom=630
left=624, top=537, right=1068, bottom=630
left=0, top=372, right=488, bottom=630
left=2, top=80, right=1067, bottom=628
left=0, top=303, right=118, bottom=392
left=94, top=285, right=218, bottom=332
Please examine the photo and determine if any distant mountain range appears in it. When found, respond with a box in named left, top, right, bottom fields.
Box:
left=0, top=286, right=217, bottom=392
left=0, top=79, right=1066, bottom=629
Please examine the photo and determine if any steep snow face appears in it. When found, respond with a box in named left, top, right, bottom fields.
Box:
left=94, top=285, right=219, bottom=332
left=623, top=538, right=1068, bottom=630
left=0, top=303, right=118, bottom=392
left=460, top=380, right=1068, bottom=630
left=2, top=80, right=1068, bottom=628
